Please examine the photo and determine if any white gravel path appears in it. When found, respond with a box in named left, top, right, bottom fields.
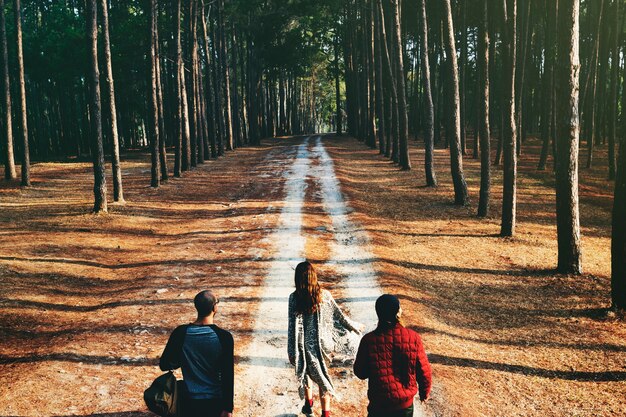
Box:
left=236, top=136, right=427, bottom=417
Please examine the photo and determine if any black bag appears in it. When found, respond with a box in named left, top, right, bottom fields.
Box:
left=144, top=371, right=184, bottom=417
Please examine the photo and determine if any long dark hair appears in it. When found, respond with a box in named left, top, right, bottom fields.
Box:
left=293, top=261, right=322, bottom=314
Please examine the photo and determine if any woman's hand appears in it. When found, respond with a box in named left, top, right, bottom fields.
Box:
left=220, top=412, right=232, bottom=417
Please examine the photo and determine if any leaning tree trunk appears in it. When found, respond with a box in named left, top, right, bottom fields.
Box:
left=100, top=0, right=124, bottom=201
left=477, top=0, right=491, bottom=218
left=148, top=0, right=160, bottom=187
left=442, top=0, right=469, bottom=205
left=500, top=0, right=518, bottom=237
left=419, top=0, right=436, bottom=186
left=0, top=0, right=14, bottom=180
left=555, top=0, right=582, bottom=274
left=14, top=0, right=29, bottom=186
left=86, top=0, right=107, bottom=213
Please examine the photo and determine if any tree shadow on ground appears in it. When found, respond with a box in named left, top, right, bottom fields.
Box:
left=50, top=413, right=153, bottom=417
left=429, top=353, right=626, bottom=382
left=0, top=353, right=158, bottom=366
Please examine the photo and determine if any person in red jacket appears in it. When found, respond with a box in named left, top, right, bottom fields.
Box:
left=353, top=294, right=432, bottom=417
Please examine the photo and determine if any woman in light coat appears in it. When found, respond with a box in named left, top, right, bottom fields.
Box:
left=288, top=261, right=363, bottom=417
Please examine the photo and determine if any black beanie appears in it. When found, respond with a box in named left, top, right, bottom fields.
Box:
left=375, top=294, right=400, bottom=322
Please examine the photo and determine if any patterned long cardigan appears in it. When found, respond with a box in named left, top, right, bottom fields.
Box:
left=288, top=289, right=362, bottom=398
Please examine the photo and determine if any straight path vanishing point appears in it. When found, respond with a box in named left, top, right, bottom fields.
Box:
left=235, top=136, right=428, bottom=416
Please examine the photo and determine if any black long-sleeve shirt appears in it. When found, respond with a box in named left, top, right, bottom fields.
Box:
left=160, top=324, right=234, bottom=413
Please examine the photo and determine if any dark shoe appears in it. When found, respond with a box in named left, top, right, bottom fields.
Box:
left=301, top=400, right=313, bottom=416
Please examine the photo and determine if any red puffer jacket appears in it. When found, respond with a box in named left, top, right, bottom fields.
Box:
left=353, top=323, right=432, bottom=412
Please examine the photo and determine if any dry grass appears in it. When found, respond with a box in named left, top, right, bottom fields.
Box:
left=0, top=141, right=293, bottom=416
left=324, top=134, right=625, bottom=417
left=0, top=133, right=624, bottom=417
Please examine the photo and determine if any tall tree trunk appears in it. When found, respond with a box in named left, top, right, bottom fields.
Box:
left=180, top=15, right=191, bottom=171
left=613, top=118, right=626, bottom=309
left=100, top=0, right=124, bottom=201
left=608, top=0, right=621, bottom=180
left=501, top=0, right=518, bottom=237
left=86, top=0, right=107, bottom=212
left=373, top=3, right=386, bottom=154
left=335, top=31, right=342, bottom=136
left=585, top=0, right=604, bottom=169
left=538, top=0, right=557, bottom=171
left=555, top=0, right=582, bottom=274
left=0, top=0, right=14, bottom=180
left=200, top=0, right=218, bottom=155
left=478, top=0, right=491, bottom=217
left=376, top=0, right=397, bottom=160
left=14, top=0, right=29, bottom=186
left=187, top=0, right=198, bottom=167
left=460, top=0, right=467, bottom=155
left=419, top=0, right=436, bottom=187
left=389, top=0, right=410, bottom=169
left=174, top=0, right=183, bottom=176
left=149, top=0, right=160, bottom=187
left=154, top=1, right=168, bottom=180
left=442, top=0, right=469, bottom=205
left=218, top=0, right=233, bottom=151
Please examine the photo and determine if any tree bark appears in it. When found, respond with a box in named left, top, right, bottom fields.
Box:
left=14, top=0, right=29, bottom=186
left=0, top=0, right=14, bottom=180
left=478, top=0, right=491, bottom=217
left=501, top=0, right=518, bottom=237
left=149, top=0, right=160, bottom=187
left=612, top=117, right=626, bottom=309
left=100, top=0, right=124, bottom=200
left=608, top=0, right=621, bottom=180
left=442, top=0, right=469, bottom=205
left=419, top=0, right=436, bottom=187
left=585, top=0, right=604, bottom=169
left=538, top=0, right=557, bottom=171
left=86, top=0, right=107, bottom=212
left=154, top=0, right=168, bottom=180
left=389, top=0, right=410, bottom=169
left=174, top=0, right=183, bottom=176
left=555, top=0, right=582, bottom=274
left=334, top=31, right=342, bottom=136
left=218, top=0, right=233, bottom=151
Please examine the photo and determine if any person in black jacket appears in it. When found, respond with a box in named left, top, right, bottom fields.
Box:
left=160, top=290, right=234, bottom=417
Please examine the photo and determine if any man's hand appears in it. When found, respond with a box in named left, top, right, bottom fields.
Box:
left=220, top=411, right=232, bottom=417
left=420, top=395, right=430, bottom=403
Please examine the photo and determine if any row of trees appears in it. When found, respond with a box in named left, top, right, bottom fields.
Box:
left=342, top=0, right=624, bottom=310
left=0, top=0, right=341, bottom=202
left=0, top=0, right=624, bottom=310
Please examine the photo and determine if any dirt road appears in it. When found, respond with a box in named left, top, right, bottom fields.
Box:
left=235, top=136, right=429, bottom=417
left=0, top=135, right=434, bottom=417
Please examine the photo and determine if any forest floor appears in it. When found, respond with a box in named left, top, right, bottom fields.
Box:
left=0, top=133, right=625, bottom=417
